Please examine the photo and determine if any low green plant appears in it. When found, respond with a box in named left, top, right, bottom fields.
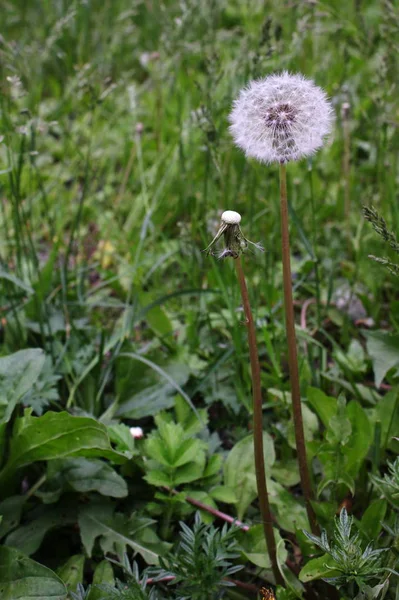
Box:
left=371, top=458, right=399, bottom=509
left=302, top=508, right=397, bottom=597
left=98, top=560, right=159, bottom=600
left=71, top=584, right=93, bottom=600
left=155, top=513, right=243, bottom=600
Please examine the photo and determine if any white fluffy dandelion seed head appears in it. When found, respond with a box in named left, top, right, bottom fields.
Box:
left=229, top=72, right=334, bottom=164
left=221, top=210, right=241, bottom=225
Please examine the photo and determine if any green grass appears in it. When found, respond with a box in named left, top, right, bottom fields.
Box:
left=0, top=1, right=398, bottom=599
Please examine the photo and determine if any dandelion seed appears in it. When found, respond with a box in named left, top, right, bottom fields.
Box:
left=229, top=72, right=333, bottom=163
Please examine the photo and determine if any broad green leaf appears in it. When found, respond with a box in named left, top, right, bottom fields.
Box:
left=6, top=503, right=76, bottom=555
left=57, top=555, right=85, bottom=591
left=0, top=349, right=45, bottom=425
left=209, top=485, right=237, bottom=504
left=224, top=433, right=275, bottom=520
left=0, top=545, right=67, bottom=599
left=299, top=554, right=341, bottom=582
left=92, top=560, right=114, bottom=585
left=107, top=423, right=136, bottom=459
left=375, top=390, right=399, bottom=450
left=365, top=330, right=399, bottom=388
left=326, top=413, right=352, bottom=446
left=0, top=495, right=25, bottom=539
left=56, top=458, right=128, bottom=498
left=182, top=490, right=217, bottom=524
left=337, top=472, right=355, bottom=496
left=271, top=459, right=300, bottom=487
left=88, top=560, right=114, bottom=600
left=240, top=525, right=287, bottom=569
left=326, top=396, right=352, bottom=446
left=268, top=479, right=309, bottom=533
left=307, top=387, right=337, bottom=428
left=359, top=499, right=387, bottom=542
left=343, top=400, right=372, bottom=475
left=139, top=292, right=175, bottom=340
left=78, top=500, right=168, bottom=564
left=117, top=382, right=176, bottom=419
left=335, top=340, right=367, bottom=374
left=317, top=472, right=354, bottom=496
left=116, top=363, right=190, bottom=419
left=0, top=411, right=126, bottom=490
left=287, top=403, right=318, bottom=448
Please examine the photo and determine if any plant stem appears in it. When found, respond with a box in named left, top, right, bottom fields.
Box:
left=342, top=102, right=351, bottom=223
left=279, top=162, right=319, bottom=536
left=234, top=257, right=283, bottom=586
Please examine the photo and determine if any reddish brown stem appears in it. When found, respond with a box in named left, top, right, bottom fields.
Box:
left=234, top=257, right=284, bottom=586
left=145, top=575, right=259, bottom=593
left=279, top=162, right=319, bottom=536
left=167, top=487, right=249, bottom=531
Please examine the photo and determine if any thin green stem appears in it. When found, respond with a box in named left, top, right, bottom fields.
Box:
left=234, top=257, right=283, bottom=586
left=25, top=474, right=47, bottom=500
left=279, top=162, right=319, bottom=536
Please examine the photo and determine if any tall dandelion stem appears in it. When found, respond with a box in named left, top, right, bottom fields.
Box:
left=279, top=163, right=319, bottom=536
left=234, top=257, right=283, bottom=585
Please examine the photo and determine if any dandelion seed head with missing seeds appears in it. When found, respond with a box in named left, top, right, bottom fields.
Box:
left=229, top=72, right=334, bottom=164
left=204, top=210, right=263, bottom=259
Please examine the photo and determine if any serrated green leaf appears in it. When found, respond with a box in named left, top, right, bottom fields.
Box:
left=144, top=469, right=173, bottom=487
left=78, top=500, right=168, bottom=564
left=174, top=458, right=205, bottom=485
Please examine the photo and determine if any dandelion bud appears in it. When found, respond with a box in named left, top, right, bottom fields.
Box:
left=229, top=72, right=333, bottom=164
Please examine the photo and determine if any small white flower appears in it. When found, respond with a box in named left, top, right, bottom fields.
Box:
left=229, top=72, right=334, bottom=164
left=130, top=426, right=144, bottom=439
